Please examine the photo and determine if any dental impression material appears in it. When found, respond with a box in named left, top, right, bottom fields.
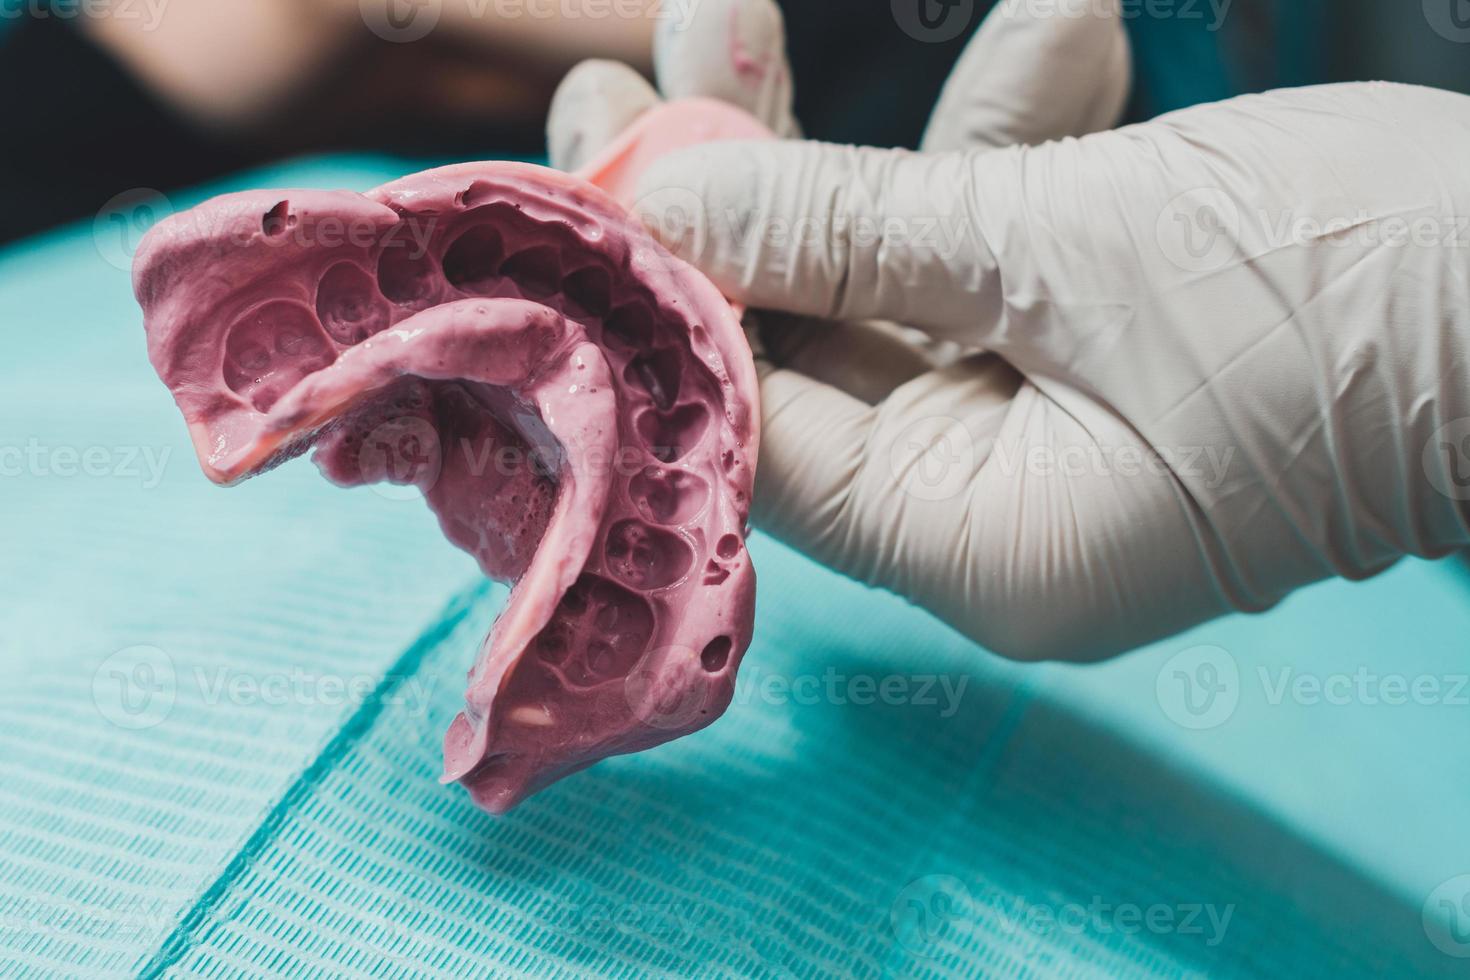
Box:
left=135, top=100, right=769, bottom=812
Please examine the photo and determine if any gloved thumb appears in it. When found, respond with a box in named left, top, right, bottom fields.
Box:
left=922, top=0, right=1131, bottom=152
left=547, top=59, right=660, bottom=172
left=632, top=140, right=1000, bottom=340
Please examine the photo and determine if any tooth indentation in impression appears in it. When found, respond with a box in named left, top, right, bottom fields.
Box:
left=378, top=239, right=439, bottom=307
left=626, top=348, right=682, bottom=410
left=499, top=246, right=562, bottom=296
left=443, top=225, right=506, bottom=293
left=563, top=265, right=613, bottom=315
left=536, top=575, right=654, bottom=687
left=629, top=467, right=709, bottom=524
left=316, top=262, right=390, bottom=344
left=603, top=303, right=655, bottom=352
left=605, top=519, right=694, bottom=590
left=222, top=301, right=335, bottom=412
left=637, top=404, right=710, bottom=462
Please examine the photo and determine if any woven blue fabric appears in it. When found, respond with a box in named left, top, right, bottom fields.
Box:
left=2, top=157, right=1468, bottom=978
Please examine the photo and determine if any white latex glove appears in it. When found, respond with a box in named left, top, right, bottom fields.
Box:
left=553, top=0, right=1470, bottom=662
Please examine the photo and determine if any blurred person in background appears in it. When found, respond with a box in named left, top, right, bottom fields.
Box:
left=3, top=0, right=1470, bottom=245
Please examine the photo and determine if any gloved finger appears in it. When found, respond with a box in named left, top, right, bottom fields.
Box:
left=653, top=0, right=799, bottom=137
left=635, top=139, right=996, bottom=340
left=748, top=359, right=875, bottom=568
left=757, top=351, right=1226, bottom=662
left=757, top=313, right=937, bottom=405
left=546, top=59, right=661, bottom=172
left=751, top=354, right=1024, bottom=629
left=922, top=0, right=1131, bottom=152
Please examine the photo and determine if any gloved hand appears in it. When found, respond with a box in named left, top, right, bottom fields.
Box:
left=551, top=0, right=1470, bottom=662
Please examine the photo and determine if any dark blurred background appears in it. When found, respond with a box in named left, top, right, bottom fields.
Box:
left=3, top=0, right=1469, bottom=246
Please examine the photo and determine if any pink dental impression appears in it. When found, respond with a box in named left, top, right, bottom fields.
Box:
left=134, top=100, right=770, bottom=813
